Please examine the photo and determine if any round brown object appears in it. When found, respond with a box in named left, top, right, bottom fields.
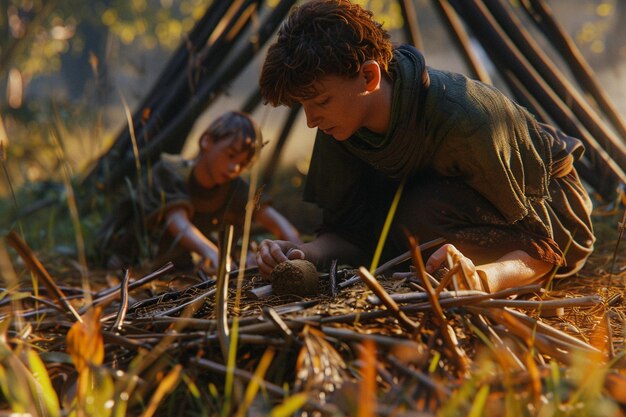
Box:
left=270, top=259, right=319, bottom=296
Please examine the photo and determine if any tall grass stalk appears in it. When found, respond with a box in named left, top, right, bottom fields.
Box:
left=357, top=339, right=377, bottom=417
left=222, top=121, right=265, bottom=417
left=234, top=347, right=276, bottom=417
left=369, top=176, right=406, bottom=273
left=0, top=242, right=61, bottom=417
left=49, top=126, right=91, bottom=302
left=120, top=92, right=150, bottom=259
left=139, top=364, right=183, bottom=417
left=0, top=125, right=25, bottom=238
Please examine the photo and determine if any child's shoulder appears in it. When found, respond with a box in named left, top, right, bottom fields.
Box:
left=159, top=153, right=192, bottom=167
left=155, top=153, right=195, bottom=179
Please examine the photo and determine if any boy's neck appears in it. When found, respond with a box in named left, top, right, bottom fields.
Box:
left=365, top=77, right=393, bottom=135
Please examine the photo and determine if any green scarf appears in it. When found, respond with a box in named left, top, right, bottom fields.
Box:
left=345, top=45, right=433, bottom=180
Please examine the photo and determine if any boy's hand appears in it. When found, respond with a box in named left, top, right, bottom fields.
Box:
left=425, top=243, right=485, bottom=291
left=256, top=239, right=305, bottom=276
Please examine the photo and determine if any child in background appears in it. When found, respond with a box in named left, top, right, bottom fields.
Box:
left=97, top=111, right=301, bottom=274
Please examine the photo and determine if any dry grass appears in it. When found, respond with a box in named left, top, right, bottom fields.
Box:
left=0, top=213, right=625, bottom=416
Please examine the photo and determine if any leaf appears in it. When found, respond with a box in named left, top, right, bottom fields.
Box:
left=26, top=348, right=61, bottom=417
left=467, top=385, right=489, bottom=417
left=140, top=364, right=183, bottom=417
left=66, top=307, right=104, bottom=373
left=269, top=393, right=309, bottom=417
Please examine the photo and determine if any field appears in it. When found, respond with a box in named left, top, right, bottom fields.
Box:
left=0, top=192, right=625, bottom=416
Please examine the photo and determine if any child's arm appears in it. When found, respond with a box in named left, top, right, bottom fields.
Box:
left=255, top=232, right=366, bottom=276
left=165, top=208, right=220, bottom=271
left=254, top=205, right=302, bottom=244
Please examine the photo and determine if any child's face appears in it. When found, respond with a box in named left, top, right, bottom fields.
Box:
left=198, top=135, right=252, bottom=186
left=299, top=73, right=372, bottom=141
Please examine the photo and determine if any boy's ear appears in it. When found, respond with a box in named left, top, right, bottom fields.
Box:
left=200, top=134, right=211, bottom=150
left=362, top=60, right=381, bottom=92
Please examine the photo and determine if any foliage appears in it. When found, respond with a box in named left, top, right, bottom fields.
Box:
left=0, top=0, right=208, bottom=196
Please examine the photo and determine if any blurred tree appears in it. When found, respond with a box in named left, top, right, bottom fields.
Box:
left=0, top=0, right=207, bottom=106
left=0, top=0, right=207, bottom=194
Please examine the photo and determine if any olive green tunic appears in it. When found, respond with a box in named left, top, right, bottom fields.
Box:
left=304, top=45, right=594, bottom=276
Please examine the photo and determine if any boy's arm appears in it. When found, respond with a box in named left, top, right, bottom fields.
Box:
left=165, top=208, right=220, bottom=270
left=256, top=232, right=367, bottom=276
left=254, top=205, right=302, bottom=244
left=425, top=243, right=553, bottom=293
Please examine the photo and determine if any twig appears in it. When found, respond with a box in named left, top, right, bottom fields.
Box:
left=477, top=295, right=601, bottom=310
left=408, top=235, right=470, bottom=374
left=357, top=266, right=419, bottom=331
left=338, top=237, right=446, bottom=289
left=498, top=307, right=601, bottom=353
left=329, top=258, right=338, bottom=297
left=388, top=355, right=451, bottom=396
left=153, top=288, right=217, bottom=317
left=82, top=262, right=175, bottom=314
left=322, top=326, right=426, bottom=351
left=262, top=306, right=294, bottom=339
left=246, top=284, right=273, bottom=299
left=216, top=225, right=235, bottom=360
left=111, top=268, right=131, bottom=331
left=6, top=230, right=82, bottom=322
left=368, top=283, right=544, bottom=305
left=188, top=357, right=338, bottom=415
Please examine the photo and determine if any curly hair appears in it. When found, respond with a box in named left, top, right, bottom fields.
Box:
left=260, top=0, right=393, bottom=107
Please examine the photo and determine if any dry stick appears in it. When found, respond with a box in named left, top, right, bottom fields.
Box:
left=473, top=307, right=596, bottom=365
left=608, top=207, right=626, bottom=286
left=478, top=295, right=602, bottom=310
left=321, top=326, right=426, bottom=351
left=216, top=225, right=235, bottom=361
left=499, top=307, right=601, bottom=353
left=135, top=300, right=318, bottom=331
left=605, top=312, right=615, bottom=359
left=123, top=269, right=257, bottom=316
left=387, top=355, right=452, bottom=397
left=483, top=0, right=626, bottom=165
left=85, top=0, right=234, bottom=186
left=480, top=308, right=573, bottom=364
left=521, top=0, right=626, bottom=141
left=82, top=262, right=175, bottom=315
left=153, top=288, right=217, bottom=318
left=367, top=283, right=542, bottom=305
left=214, top=316, right=322, bottom=339
left=125, top=275, right=217, bottom=316
left=432, top=0, right=492, bottom=84
left=246, top=284, right=273, bottom=300
left=261, top=306, right=293, bottom=339
left=357, top=266, right=418, bottom=331
left=329, top=258, right=338, bottom=297
left=398, top=0, right=423, bottom=49
left=408, top=236, right=470, bottom=374
left=188, top=357, right=338, bottom=415
left=469, top=313, right=527, bottom=372
left=339, top=237, right=445, bottom=290
left=327, top=286, right=540, bottom=325
left=101, top=330, right=153, bottom=351
left=450, top=0, right=626, bottom=201
left=111, top=269, right=131, bottom=331
left=6, top=230, right=82, bottom=323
